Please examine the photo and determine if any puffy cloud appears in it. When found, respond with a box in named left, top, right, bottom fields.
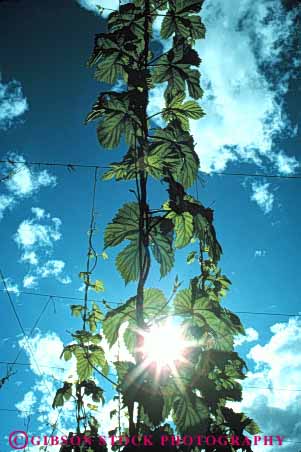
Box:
left=15, top=218, right=61, bottom=249
left=251, top=182, right=274, bottom=214
left=31, top=207, right=46, bottom=220
left=21, top=251, right=39, bottom=265
left=3, top=277, right=20, bottom=296
left=15, top=391, right=37, bottom=417
left=0, top=194, right=14, bottom=220
left=272, top=151, right=300, bottom=176
left=17, top=331, right=129, bottom=445
left=5, top=160, right=56, bottom=197
left=0, top=154, right=56, bottom=221
left=150, top=0, right=299, bottom=176
left=37, top=260, right=72, bottom=284
left=231, top=318, right=301, bottom=452
left=23, top=274, right=38, bottom=289
left=234, top=327, right=259, bottom=347
left=0, top=78, right=28, bottom=129
left=17, top=333, right=77, bottom=438
left=15, top=210, right=71, bottom=287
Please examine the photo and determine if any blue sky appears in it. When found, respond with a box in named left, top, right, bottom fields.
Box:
left=0, top=0, right=300, bottom=451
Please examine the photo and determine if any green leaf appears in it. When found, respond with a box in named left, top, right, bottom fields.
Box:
left=187, top=250, right=197, bottom=264
left=61, top=345, right=75, bottom=361
left=104, top=202, right=139, bottom=248
left=114, top=361, right=136, bottom=383
left=150, top=226, right=174, bottom=277
left=74, top=344, right=108, bottom=381
left=103, top=300, right=135, bottom=348
left=90, top=345, right=109, bottom=376
left=88, top=302, right=104, bottom=332
left=97, top=112, right=124, bottom=149
left=174, top=289, right=205, bottom=328
left=167, top=211, right=193, bottom=248
left=245, top=419, right=261, bottom=435
left=102, top=148, right=138, bottom=182
left=74, top=348, right=93, bottom=381
left=94, top=52, right=127, bottom=85
left=82, top=380, right=104, bottom=403
left=194, top=213, right=222, bottom=263
left=116, top=239, right=143, bottom=284
left=93, top=280, right=105, bottom=292
left=52, top=382, right=72, bottom=409
left=123, top=327, right=136, bottom=354
left=173, top=395, right=208, bottom=432
left=71, top=305, right=83, bottom=318
left=103, top=289, right=167, bottom=347
left=150, top=125, right=199, bottom=188
left=163, top=94, right=205, bottom=131
left=152, top=45, right=203, bottom=101
left=160, top=0, right=206, bottom=40
left=86, top=93, right=142, bottom=149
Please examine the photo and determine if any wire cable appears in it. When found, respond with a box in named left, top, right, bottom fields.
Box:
left=1, top=159, right=301, bottom=180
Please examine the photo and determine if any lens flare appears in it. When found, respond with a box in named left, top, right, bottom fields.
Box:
left=142, top=322, right=186, bottom=368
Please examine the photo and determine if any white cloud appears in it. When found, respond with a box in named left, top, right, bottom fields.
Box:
left=0, top=78, right=28, bottom=129
left=150, top=0, right=299, bottom=177
left=15, top=391, right=37, bottom=417
left=23, top=275, right=38, bottom=289
left=17, top=333, right=77, bottom=439
left=271, top=151, right=300, bottom=176
left=0, top=194, right=14, bottom=220
left=234, top=327, right=259, bottom=347
left=5, top=161, right=56, bottom=197
left=231, top=318, right=301, bottom=452
left=15, top=210, right=71, bottom=286
left=0, top=154, right=56, bottom=221
left=4, top=278, right=20, bottom=296
left=31, top=207, right=46, bottom=220
left=16, top=331, right=129, bottom=448
left=38, top=260, right=65, bottom=278
left=15, top=218, right=61, bottom=248
left=251, top=182, right=274, bottom=214
left=21, top=251, right=39, bottom=265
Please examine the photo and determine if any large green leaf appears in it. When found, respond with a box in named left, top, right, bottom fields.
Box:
left=174, top=289, right=205, bottom=327
left=163, top=94, right=205, bottom=131
left=104, top=202, right=139, bottom=248
left=87, top=302, right=104, bottom=332
left=152, top=45, right=203, bottom=101
left=149, top=125, right=199, bottom=188
left=167, top=211, right=193, bottom=248
left=108, top=3, right=146, bottom=45
left=193, top=213, right=222, bottom=263
left=86, top=93, right=142, bottom=149
left=81, top=380, right=104, bottom=404
left=103, top=298, right=136, bottom=348
left=149, top=225, right=174, bottom=277
left=74, top=348, right=93, bottom=381
left=52, top=382, right=72, bottom=409
left=116, top=239, right=143, bottom=284
left=161, top=0, right=206, bottom=40
left=89, top=33, right=129, bottom=84
left=103, top=289, right=167, bottom=347
left=102, top=147, right=138, bottom=182
left=173, top=395, right=208, bottom=432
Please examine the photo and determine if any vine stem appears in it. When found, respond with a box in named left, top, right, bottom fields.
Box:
left=82, top=167, right=98, bottom=331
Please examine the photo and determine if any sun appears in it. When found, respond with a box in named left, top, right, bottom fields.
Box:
left=141, top=322, right=187, bottom=369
